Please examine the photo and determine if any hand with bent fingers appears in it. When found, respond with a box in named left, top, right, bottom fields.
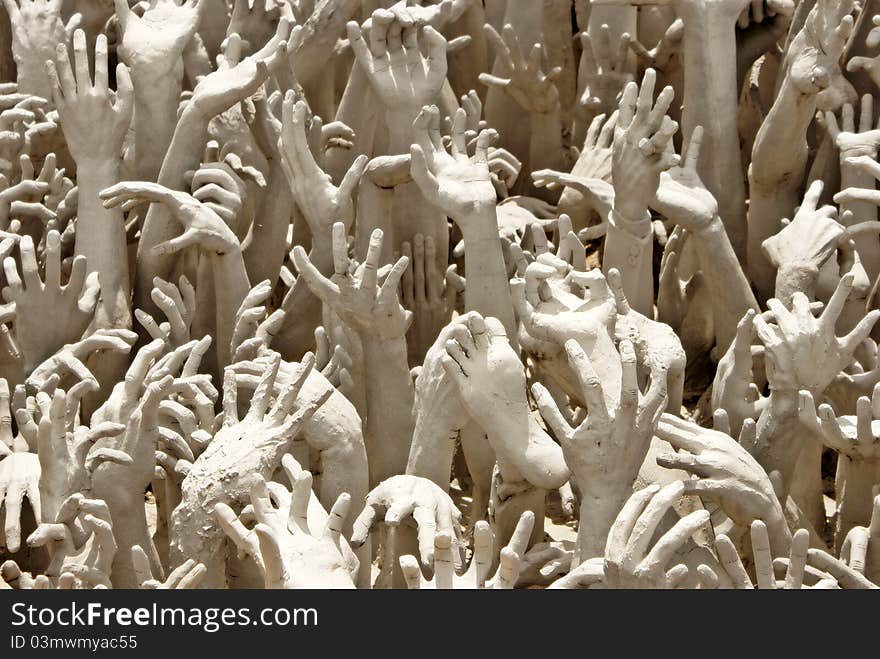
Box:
left=351, top=474, right=464, bottom=571
left=131, top=545, right=205, bottom=589
left=215, top=462, right=356, bottom=589
left=400, top=512, right=534, bottom=589
left=753, top=272, right=879, bottom=395
left=171, top=352, right=330, bottom=587
left=27, top=493, right=116, bottom=588
left=347, top=10, right=448, bottom=120
left=603, top=481, right=711, bottom=589
left=654, top=413, right=789, bottom=553
left=293, top=224, right=411, bottom=340
left=279, top=96, right=367, bottom=240
left=100, top=181, right=239, bottom=256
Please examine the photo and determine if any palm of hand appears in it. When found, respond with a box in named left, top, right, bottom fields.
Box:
left=11, top=0, right=66, bottom=52
left=762, top=206, right=843, bottom=270
left=120, top=3, right=198, bottom=72
left=330, top=272, right=409, bottom=340
left=433, top=153, right=495, bottom=217
left=761, top=316, right=842, bottom=393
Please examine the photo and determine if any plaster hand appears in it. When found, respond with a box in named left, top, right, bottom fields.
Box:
left=279, top=95, right=367, bottom=237
left=215, top=464, right=356, bottom=589
left=441, top=312, right=569, bottom=490
left=2, top=0, right=79, bottom=98
left=27, top=493, right=116, bottom=588
left=604, top=481, right=711, bottom=588
left=577, top=25, right=633, bottom=115
left=480, top=24, right=562, bottom=114
left=409, top=104, right=498, bottom=227
left=399, top=512, right=534, bottom=589
left=2, top=232, right=99, bottom=371
left=654, top=414, right=787, bottom=542
left=611, top=68, right=678, bottom=224
left=46, top=31, right=133, bottom=164
left=351, top=474, right=463, bottom=568
left=838, top=495, right=880, bottom=585
left=131, top=545, right=205, bottom=589
left=347, top=11, right=448, bottom=120
left=100, top=181, right=239, bottom=256
left=753, top=273, right=879, bottom=395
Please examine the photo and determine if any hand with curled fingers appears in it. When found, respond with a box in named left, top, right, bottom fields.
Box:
left=654, top=413, right=790, bottom=555
left=350, top=474, right=464, bottom=577
left=279, top=95, right=367, bottom=239
left=135, top=276, right=197, bottom=349
left=171, top=353, right=331, bottom=587
left=399, top=511, right=534, bottom=589
left=409, top=104, right=498, bottom=226
left=440, top=312, right=569, bottom=491
left=603, top=481, right=711, bottom=589
left=100, top=181, right=240, bottom=256
left=215, top=459, right=356, bottom=589
left=26, top=493, right=116, bottom=588
left=131, top=544, right=205, bottom=589
left=754, top=272, right=879, bottom=395
left=347, top=10, right=448, bottom=120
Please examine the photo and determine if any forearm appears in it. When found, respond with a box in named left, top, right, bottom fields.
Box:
left=692, top=217, right=759, bottom=352
left=602, top=208, right=653, bottom=316
left=754, top=389, right=803, bottom=493
left=243, top=158, right=292, bottom=286
left=210, top=248, right=251, bottom=370
left=457, top=205, right=516, bottom=336
left=360, top=335, right=415, bottom=483
left=748, top=80, right=815, bottom=298
left=840, top=158, right=880, bottom=283
left=528, top=106, right=564, bottom=185
left=131, top=74, right=183, bottom=182
left=678, top=4, right=746, bottom=257
left=75, top=158, right=132, bottom=329
left=836, top=458, right=880, bottom=544
left=575, top=487, right=630, bottom=565
left=774, top=262, right=819, bottom=305
left=105, top=490, right=158, bottom=588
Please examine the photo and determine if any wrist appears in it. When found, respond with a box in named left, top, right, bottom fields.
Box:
left=609, top=206, right=652, bottom=239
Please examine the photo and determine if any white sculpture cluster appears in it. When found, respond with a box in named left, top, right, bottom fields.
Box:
left=0, top=0, right=879, bottom=590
